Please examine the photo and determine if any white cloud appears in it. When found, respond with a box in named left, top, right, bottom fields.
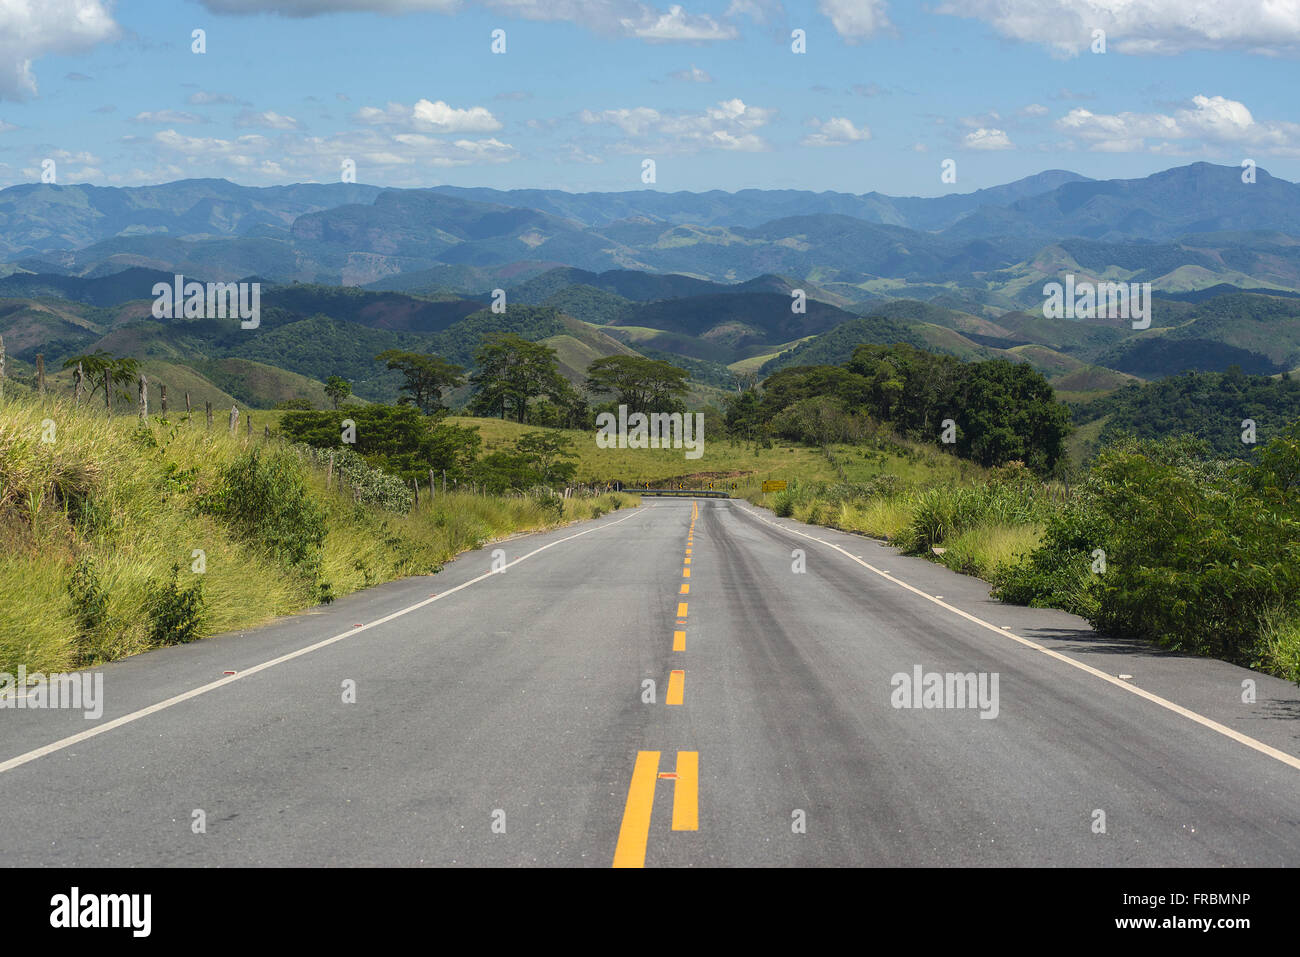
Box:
left=802, top=116, right=871, bottom=147
left=962, top=127, right=1014, bottom=150
left=937, top=0, right=1300, bottom=57
left=235, top=110, right=305, bottom=130
left=200, top=0, right=743, bottom=42
left=580, top=97, right=774, bottom=153
left=354, top=98, right=502, bottom=133
left=1055, top=94, right=1300, bottom=154
left=670, top=64, right=714, bottom=82
left=137, top=122, right=518, bottom=184
left=1019, top=103, right=1049, bottom=117
left=623, top=4, right=737, bottom=40
left=188, top=90, right=248, bottom=106
left=0, top=0, right=120, bottom=100
left=131, top=110, right=205, bottom=125
left=199, top=0, right=457, bottom=13
left=819, top=0, right=890, bottom=41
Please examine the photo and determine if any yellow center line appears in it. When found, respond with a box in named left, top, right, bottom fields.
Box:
left=684, top=557, right=691, bottom=565
left=612, top=751, right=660, bottom=868
left=677, top=602, right=688, bottom=618
left=680, top=583, right=689, bottom=594
left=682, top=567, right=690, bottom=578
left=666, top=669, right=685, bottom=705
left=672, top=752, right=699, bottom=831
left=673, top=629, right=686, bottom=651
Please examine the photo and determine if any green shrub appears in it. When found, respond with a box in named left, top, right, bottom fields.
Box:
left=201, top=448, right=327, bottom=572
left=145, top=563, right=205, bottom=644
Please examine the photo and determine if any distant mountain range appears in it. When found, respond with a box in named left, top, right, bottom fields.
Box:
left=7, top=164, right=1300, bottom=304
left=4, top=163, right=1300, bottom=413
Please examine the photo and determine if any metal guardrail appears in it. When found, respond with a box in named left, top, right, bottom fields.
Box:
left=623, top=487, right=731, bottom=499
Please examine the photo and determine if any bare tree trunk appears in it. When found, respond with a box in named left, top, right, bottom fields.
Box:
left=246, top=413, right=252, bottom=437
left=412, top=477, right=419, bottom=507
left=430, top=469, right=435, bottom=500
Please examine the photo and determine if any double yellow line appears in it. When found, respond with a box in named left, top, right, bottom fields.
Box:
left=612, top=499, right=701, bottom=867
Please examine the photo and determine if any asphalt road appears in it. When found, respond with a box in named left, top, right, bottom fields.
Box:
left=2, top=497, right=1299, bottom=867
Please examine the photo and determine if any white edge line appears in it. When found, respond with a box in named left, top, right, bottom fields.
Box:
left=735, top=503, right=1300, bottom=773
left=0, top=507, right=642, bottom=775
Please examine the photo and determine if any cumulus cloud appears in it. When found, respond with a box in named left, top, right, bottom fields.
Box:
left=580, top=97, right=775, bottom=152
left=819, top=0, right=890, bottom=41
left=131, top=110, right=205, bottom=125
left=354, top=98, right=502, bottom=133
left=235, top=109, right=305, bottom=130
left=0, top=0, right=120, bottom=100
left=962, top=127, right=1014, bottom=150
left=199, top=0, right=742, bottom=42
left=801, top=116, right=871, bottom=147
left=133, top=122, right=518, bottom=185
left=1056, top=94, right=1300, bottom=154
left=937, top=0, right=1300, bottom=57
left=670, top=64, right=714, bottom=82
left=188, top=90, right=249, bottom=106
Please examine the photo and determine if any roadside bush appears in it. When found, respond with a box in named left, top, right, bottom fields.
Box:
left=145, top=563, right=206, bottom=644
left=200, top=448, right=327, bottom=573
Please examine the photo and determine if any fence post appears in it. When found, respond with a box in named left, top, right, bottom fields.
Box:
left=205, top=401, right=212, bottom=430
left=229, top=406, right=238, bottom=434
left=412, top=477, right=419, bottom=507
left=185, top=391, right=191, bottom=417
left=35, top=354, right=45, bottom=395
left=327, top=451, right=334, bottom=490
left=246, top=414, right=252, bottom=437
left=429, top=468, right=435, bottom=500
left=138, top=373, right=148, bottom=419
left=160, top=384, right=167, bottom=415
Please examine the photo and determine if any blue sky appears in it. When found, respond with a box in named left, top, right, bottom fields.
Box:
left=2, top=0, right=1299, bottom=195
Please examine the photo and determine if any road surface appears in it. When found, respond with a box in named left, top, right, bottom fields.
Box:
left=2, top=498, right=1298, bottom=866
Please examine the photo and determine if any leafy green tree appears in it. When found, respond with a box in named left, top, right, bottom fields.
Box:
left=62, top=350, right=140, bottom=411
left=374, top=350, right=465, bottom=414
left=323, top=375, right=352, bottom=410
left=723, top=389, right=763, bottom=441
left=468, top=333, right=567, bottom=423
left=515, top=432, right=578, bottom=485
left=585, top=355, right=689, bottom=413
left=280, top=405, right=480, bottom=483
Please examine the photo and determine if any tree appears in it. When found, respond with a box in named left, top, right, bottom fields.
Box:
left=280, top=405, right=481, bottom=483
left=515, top=432, right=578, bottom=485
left=469, top=333, right=567, bottom=423
left=374, top=350, right=465, bottom=414
left=62, top=351, right=140, bottom=412
left=323, top=375, right=352, bottom=410
left=585, top=355, right=689, bottom=413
